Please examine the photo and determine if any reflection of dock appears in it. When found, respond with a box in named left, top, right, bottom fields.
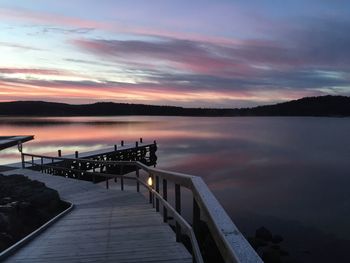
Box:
left=2, top=139, right=262, bottom=262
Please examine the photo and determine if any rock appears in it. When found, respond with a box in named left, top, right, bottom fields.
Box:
left=0, top=197, right=12, bottom=205
left=272, top=234, right=283, bottom=244
left=248, top=237, right=268, bottom=250
left=0, top=173, right=69, bottom=252
left=262, top=249, right=282, bottom=263
left=0, top=232, right=13, bottom=251
left=0, top=213, right=9, bottom=232
left=256, top=226, right=273, bottom=242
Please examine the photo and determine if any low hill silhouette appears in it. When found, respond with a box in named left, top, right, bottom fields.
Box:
left=0, top=95, right=349, bottom=117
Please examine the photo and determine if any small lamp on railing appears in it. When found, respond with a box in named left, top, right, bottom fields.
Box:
left=147, top=175, right=153, bottom=186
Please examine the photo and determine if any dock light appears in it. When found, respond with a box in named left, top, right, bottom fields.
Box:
left=147, top=176, right=153, bottom=186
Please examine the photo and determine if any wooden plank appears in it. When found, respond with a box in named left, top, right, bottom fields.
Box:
left=3, top=169, right=192, bottom=263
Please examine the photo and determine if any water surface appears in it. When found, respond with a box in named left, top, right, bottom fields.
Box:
left=1, top=116, right=349, bottom=262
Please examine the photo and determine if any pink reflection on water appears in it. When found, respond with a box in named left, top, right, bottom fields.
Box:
left=0, top=116, right=229, bottom=164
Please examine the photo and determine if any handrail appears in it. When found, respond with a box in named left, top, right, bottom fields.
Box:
left=21, top=152, right=262, bottom=263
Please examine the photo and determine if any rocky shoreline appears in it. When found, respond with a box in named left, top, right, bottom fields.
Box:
left=0, top=174, right=69, bottom=252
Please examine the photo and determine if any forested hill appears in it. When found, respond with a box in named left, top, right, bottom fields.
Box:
left=0, top=95, right=349, bottom=117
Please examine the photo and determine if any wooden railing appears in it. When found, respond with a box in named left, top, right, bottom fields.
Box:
left=21, top=153, right=262, bottom=263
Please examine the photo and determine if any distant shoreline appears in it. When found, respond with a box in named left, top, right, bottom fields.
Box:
left=0, top=95, right=349, bottom=117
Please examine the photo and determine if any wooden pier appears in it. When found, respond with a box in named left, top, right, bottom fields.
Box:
left=2, top=168, right=192, bottom=263
left=2, top=140, right=262, bottom=262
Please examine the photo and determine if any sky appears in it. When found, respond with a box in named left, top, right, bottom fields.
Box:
left=1, top=0, right=350, bottom=107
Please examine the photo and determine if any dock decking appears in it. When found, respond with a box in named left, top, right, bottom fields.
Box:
left=2, top=168, right=192, bottom=263
left=0, top=136, right=34, bottom=151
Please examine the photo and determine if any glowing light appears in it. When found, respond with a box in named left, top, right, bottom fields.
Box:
left=147, top=176, right=153, bottom=186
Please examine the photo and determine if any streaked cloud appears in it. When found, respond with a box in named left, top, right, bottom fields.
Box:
left=0, top=1, right=349, bottom=106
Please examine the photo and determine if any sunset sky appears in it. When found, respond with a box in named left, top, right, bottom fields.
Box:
left=1, top=0, right=350, bottom=107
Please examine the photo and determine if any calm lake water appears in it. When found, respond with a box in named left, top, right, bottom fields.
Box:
left=1, top=116, right=349, bottom=262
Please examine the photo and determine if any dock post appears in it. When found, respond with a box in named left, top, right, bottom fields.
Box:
left=121, top=140, right=124, bottom=147
left=175, top=184, right=181, bottom=242
left=140, top=138, right=143, bottom=143
left=58, top=150, right=61, bottom=157
left=75, top=151, right=78, bottom=158
left=163, top=179, right=168, bottom=222
left=136, top=168, right=140, bottom=192
left=114, top=145, right=117, bottom=151
left=21, top=153, right=25, bottom=168
left=121, top=165, right=124, bottom=191
left=155, top=176, right=159, bottom=212
left=135, top=141, right=138, bottom=148
left=41, top=157, right=44, bottom=173
left=31, top=156, right=34, bottom=167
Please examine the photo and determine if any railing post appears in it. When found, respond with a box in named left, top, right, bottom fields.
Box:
left=121, top=165, right=124, bottom=191
left=163, top=179, right=167, bottom=222
left=41, top=157, right=43, bottom=173
left=135, top=141, right=138, bottom=148
left=140, top=138, right=143, bottom=143
left=58, top=150, right=61, bottom=157
left=136, top=168, right=140, bottom=192
left=75, top=151, right=79, bottom=158
left=175, top=184, right=181, bottom=242
left=31, top=156, right=34, bottom=167
left=155, top=176, right=159, bottom=212
left=21, top=153, right=25, bottom=168
left=193, top=197, right=200, bottom=238
left=121, top=140, right=124, bottom=147
left=149, top=173, right=153, bottom=204
left=114, top=144, right=117, bottom=151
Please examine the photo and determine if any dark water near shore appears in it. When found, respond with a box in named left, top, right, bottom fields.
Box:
left=1, top=116, right=349, bottom=262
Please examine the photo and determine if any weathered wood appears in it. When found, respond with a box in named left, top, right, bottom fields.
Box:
left=3, top=169, right=192, bottom=263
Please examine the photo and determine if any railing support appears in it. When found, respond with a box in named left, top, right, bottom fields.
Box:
left=121, top=165, right=124, bottom=191
left=155, top=176, right=160, bottom=212
left=136, top=168, right=140, bottom=192
left=41, top=157, right=44, bottom=173
left=149, top=174, right=153, bottom=204
left=163, top=179, right=168, bottom=222
left=175, top=183, right=181, bottom=242
left=58, top=150, right=61, bottom=157
left=21, top=153, right=25, bottom=168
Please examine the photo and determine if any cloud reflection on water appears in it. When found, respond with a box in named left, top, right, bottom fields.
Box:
left=0, top=116, right=349, bottom=262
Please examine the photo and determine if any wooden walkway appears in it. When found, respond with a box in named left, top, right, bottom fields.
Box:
left=3, top=169, right=192, bottom=263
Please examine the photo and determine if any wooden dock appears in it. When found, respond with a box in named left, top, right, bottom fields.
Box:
left=2, top=168, right=192, bottom=263
left=2, top=140, right=262, bottom=262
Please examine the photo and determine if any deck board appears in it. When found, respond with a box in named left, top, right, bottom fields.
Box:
left=3, top=169, right=192, bottom=263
